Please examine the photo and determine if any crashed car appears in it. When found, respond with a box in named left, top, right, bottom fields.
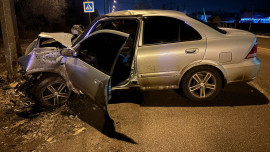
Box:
left=18, top=10, right=260, bottom=109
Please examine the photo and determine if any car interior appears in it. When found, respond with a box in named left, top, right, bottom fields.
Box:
left=79, top=19, right=139, bottom=86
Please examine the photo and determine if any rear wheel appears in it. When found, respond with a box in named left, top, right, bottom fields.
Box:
left=35, top=74, right=71, bottom=108
left=181, top=66, right=222, bottom=102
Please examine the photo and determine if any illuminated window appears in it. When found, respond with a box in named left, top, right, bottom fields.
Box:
left=240, top=17, right=270, bottom=23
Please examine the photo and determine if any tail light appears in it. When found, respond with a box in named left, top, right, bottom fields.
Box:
left=245, top=43, right=257, bottom=59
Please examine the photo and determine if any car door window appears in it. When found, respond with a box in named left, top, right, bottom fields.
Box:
left=91, top=20, right=138, bottom=37
left=143, top=16, right=180, bottom=45
left=78, top=32, right=127, bottom=75
left=73, top=19, right=139, bottom=46
left=143, top=16, right=202, bottom=45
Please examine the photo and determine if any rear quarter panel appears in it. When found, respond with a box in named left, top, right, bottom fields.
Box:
left=203, top=30, right=257, bottom=83
left=204, top=31, right=256, bottom=64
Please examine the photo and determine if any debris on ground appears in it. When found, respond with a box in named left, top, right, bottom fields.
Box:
left=46, top=137, right=55, bottom=143
left=72, top=127, right=86, bottom=135
left=9, top=82, right=19, bottom=88
left=0, top=75, right=85, bottom=151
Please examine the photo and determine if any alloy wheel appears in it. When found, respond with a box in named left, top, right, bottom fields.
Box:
left=41, top=82, right=70, bottom=106
left=188, top=71, right=217, bottom=99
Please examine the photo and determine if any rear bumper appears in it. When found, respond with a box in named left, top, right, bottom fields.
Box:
left=222, top=58, right=261, bottom=84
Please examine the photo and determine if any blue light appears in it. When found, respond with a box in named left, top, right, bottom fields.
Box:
left=240, top=17, right=270, bottom=23
left=26, top=55, right=34, bottom=71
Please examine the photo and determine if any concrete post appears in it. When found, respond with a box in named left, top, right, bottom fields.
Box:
left=0, top=0, right=21, bottom=81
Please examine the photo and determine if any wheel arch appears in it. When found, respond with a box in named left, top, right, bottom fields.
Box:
left=37, top=72, right=64, bottom=80
left=31, top=72, right=66, bottom=90
left=28, top=72, right=65, bottom=82
left=178, top=61, right=227, bottom=89
left=25, top=66, right=79, bottom=95
left=34, top=72, right=71, bottom=108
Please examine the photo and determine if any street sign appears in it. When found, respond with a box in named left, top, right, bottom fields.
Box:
left=83, top=1, right=94, bottom=13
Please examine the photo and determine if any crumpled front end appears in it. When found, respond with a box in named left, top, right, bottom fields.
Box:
left=17, top=48, right=78, bottom=99
left=19, top=49, right=64, bottom=74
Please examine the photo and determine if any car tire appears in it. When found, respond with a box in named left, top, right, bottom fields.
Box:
left=35, top=74, right=71, bottom=108
left=181, top=66, right=222, bottom=102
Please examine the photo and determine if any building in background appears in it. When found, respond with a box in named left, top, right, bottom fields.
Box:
left=240, top=9, right=270, bottom=24
left=207, top=15, right=222, bottom=26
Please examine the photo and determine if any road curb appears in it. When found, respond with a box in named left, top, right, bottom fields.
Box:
left=258, top=47, right=270, bottom=51
left=249, top=82, right=270, bottom=109
left=256, top=35, right=270, bottom=39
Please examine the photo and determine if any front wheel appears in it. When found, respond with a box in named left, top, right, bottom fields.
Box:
left=35, top=74, right=71, bottom=108
left=181, top=66, right=222, bottom=102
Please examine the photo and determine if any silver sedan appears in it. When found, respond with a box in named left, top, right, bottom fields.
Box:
left=18, top=10, right=260, bottom=109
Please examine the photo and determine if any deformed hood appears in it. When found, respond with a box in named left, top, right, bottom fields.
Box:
left=39, top=32, right=74, bottom=48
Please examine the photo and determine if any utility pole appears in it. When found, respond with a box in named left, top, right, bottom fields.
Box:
left=109, top=2, right=110, bottom=13
left=0, top=0, right=21, bottom=81
left=104, top=0, right=107, bottom=14
left=86, top=0, right=91, bottom=24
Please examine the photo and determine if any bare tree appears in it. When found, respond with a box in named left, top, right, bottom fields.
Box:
left=15, top=0, right=68, bottom=37
left=30, top=0, right=67, bottom=23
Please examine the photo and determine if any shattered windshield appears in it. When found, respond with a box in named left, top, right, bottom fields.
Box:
left=72, top=24, right=92, bottom=46
left=40, top=38, right=66, bottom=48
left=72, top=16, right=103, bottom=46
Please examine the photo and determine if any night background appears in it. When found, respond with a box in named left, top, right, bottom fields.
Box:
left=1, top=0, right=268, bottom=38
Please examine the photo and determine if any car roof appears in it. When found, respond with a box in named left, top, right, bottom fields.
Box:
left=107, top=10, right=187, bottom=18
left=106, top=10, right=224, bottom=38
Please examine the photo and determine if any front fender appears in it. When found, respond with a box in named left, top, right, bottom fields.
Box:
left=18, top=50, right=79, bottom=94
left=18, top=49, right=63, bottom=74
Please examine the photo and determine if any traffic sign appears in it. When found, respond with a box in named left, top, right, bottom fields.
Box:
left=83, top=1, right=94, bottom=13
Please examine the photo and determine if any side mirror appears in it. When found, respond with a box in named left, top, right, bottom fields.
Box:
left=60, top=48, right=75, bottom=57
left=71, top=25, right=84, bottom=36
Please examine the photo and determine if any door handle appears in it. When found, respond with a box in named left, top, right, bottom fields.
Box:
left=185, top=49, right=198, bottom=54
left=94, top=79, right=103, bottom=85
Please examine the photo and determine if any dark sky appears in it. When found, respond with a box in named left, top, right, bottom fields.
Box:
left=92, top=0, right=270, bottom=14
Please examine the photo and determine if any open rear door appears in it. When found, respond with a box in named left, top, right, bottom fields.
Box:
left=65, top=30, right=129, bottom=113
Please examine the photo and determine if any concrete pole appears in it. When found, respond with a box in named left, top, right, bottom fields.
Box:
left=0, top=0, right=21, bottom=81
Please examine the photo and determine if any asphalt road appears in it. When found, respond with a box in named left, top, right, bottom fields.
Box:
left=44, top=37, right=270, bottom=152
left=252, top=36, right=270, bottom=99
